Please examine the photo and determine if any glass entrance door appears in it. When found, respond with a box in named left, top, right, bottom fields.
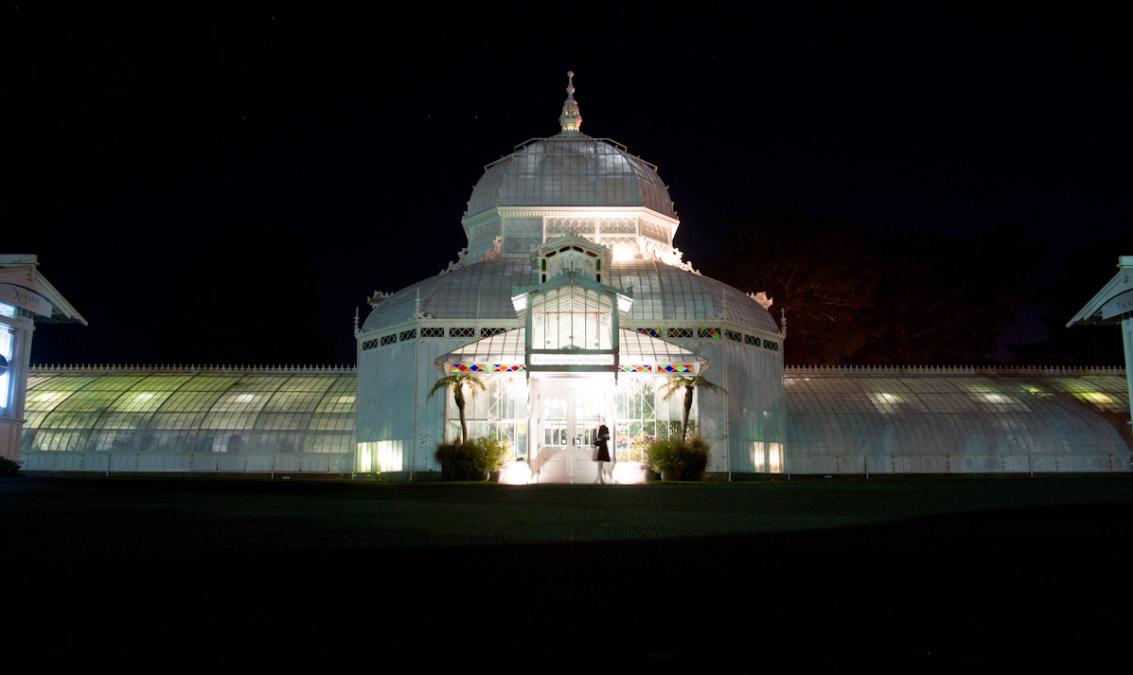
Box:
left=542, top=395, right=569, bottom=449
left=534, top=378, right=612, bottom=484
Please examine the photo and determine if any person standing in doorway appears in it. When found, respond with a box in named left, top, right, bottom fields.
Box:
left=593, top=418, right=611, bottom=484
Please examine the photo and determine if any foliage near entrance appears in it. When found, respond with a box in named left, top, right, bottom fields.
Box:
left=427, top=372, right=486, bottom=445
left=0, top=457, right=20, bottom=476
left=647, top=435, right=709, bottom=480
left=435, top=436, right=509, bottom=481
left=659, top=375, right=723, bottom=443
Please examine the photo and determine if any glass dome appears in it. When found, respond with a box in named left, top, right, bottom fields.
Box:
left=464, top=134, right=677, bottom=220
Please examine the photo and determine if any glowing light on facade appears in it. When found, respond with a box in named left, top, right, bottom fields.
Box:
left=870, top=392, right=901, bottom=414
left=611, top=243, right=636, bottom=263
left=0, top=320, right=11, bottom=412
left=358, top=441, right=404, bottom=473
left=498, top=460, right=533, bottom=485
left=357, top=443, right=372, bottom=473
left=768, top=442, right=783, bottom=473
left=751, top=441, right=766, bottom=472
left=1076, top=391, right=1123, bottom=411
left=1079, top=392, right=1115, bottom=405
left=377, top=441, right=404, bottom=472
left=612, top=461, right=647, bottom=484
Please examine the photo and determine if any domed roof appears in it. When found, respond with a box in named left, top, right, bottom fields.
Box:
left=362, top=258, right=780, bottom=335
left=464, top=73, right=676, bottom=221
left=465, top=134, right=677, bottom=220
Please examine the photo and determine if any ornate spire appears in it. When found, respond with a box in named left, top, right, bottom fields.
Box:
left=558, top=70, right=582, bottom=134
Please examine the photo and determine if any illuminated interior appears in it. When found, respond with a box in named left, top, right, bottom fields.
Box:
left=20, top=368, right=356, bottom=473
left=0, top=313, right=12, bottom=413
left=531, top=286, right=613, bottom=351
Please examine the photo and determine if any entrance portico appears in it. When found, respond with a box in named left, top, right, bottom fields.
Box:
left=437, top=319, right=702, bottom=480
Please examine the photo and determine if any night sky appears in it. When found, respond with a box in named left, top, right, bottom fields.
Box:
left=4, top=5, right=1131, bottom=365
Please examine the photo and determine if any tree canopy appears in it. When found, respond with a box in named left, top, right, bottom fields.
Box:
left=709, top=214, right=1042, bottom=365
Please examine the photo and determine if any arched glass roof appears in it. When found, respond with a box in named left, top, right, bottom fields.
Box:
left=21, top=367, right=356, bottom=464
left=784, top=367, right=1131, bottom=473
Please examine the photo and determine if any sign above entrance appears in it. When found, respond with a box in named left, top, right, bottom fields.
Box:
left=530, top=353, right=615, bottom=367
left=0, top=283, right=54, bottom=318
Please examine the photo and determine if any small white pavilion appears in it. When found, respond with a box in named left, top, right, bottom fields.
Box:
left=1, top=255, right=86, bottom=462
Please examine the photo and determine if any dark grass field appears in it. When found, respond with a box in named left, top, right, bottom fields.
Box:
left=3, top=475, right=1132, bottom=668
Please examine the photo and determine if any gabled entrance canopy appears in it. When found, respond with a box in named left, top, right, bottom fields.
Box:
left=0, top=255, right=87, bottom=324
left=1067, top=256, right=1133, bottom=326
left=1068, top=255, right=1133, bottom=428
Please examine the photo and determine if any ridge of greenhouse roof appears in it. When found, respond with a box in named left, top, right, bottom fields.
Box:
left=25, top=364, right=1125, bottom=375
left=785, top=365, right=1126, bottom=374
left=29, top=364, right=356, bottom=373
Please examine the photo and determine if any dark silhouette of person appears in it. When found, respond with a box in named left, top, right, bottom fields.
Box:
left=593, top=420, right=611, bottom=484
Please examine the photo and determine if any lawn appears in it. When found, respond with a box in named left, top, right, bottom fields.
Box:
left=2, top=475, right=1131, bottom=667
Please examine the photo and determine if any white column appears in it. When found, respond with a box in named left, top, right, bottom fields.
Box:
left=0, top=316, right=34, bottom=462
left=1124, top=317, right=1133, bottom=429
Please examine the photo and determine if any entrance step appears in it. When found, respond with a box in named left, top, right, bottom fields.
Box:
left=532, top=447, right=608, bottom=484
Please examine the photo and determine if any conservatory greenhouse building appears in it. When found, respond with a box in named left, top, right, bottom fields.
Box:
left=353, top=74, right=785, bottom=483
left=14, top=75, right=1133, bottom=479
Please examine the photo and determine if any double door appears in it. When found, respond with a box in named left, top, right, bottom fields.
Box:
left=535, top=380, right=610, bottom=483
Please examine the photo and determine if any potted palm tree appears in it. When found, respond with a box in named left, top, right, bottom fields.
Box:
left=658, top=374, right=723, bottom=444
left=649, top=375, right=723, bottom=480
left=428, top=372, right=486, bottom=479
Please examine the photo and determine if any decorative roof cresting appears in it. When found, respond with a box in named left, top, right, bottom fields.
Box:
left=558, top=70, right=582, bottom=134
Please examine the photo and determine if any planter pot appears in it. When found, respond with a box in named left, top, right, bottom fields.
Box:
left=438, top=462, right=475, bottom=481
left=658, top=468, right=704, bottom=481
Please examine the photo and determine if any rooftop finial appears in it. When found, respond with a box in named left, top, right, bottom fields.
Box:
left=558, top=70, right=582, bottom=134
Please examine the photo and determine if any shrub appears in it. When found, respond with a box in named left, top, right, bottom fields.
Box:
left=646, top=435, right=709, bottom=481
left=435, top=436, right=509, bottom=481
left=0, top=457, right=21, bottom=477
